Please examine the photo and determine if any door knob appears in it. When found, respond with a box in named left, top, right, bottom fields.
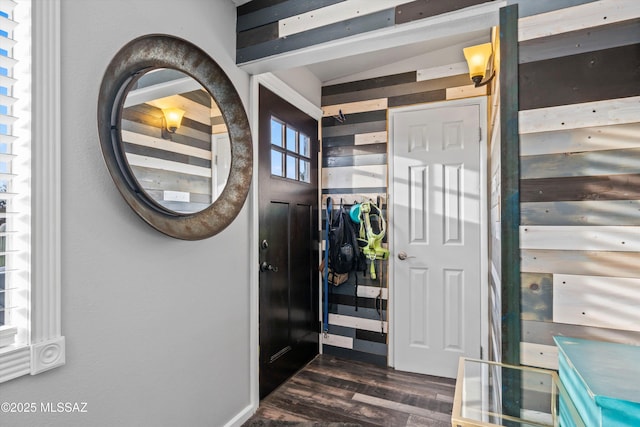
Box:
left=397, top=251, right=415, bottom=261
left=260, top=261, right=279, bottom=272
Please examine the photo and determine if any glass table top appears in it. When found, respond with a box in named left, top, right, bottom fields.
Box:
left=451, top=358, right=585, bottom=427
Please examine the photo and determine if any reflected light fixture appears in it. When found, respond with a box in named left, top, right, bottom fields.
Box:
left=162, top=107, right=185, bottom=134
left=463, top=42, right=495, bottom=87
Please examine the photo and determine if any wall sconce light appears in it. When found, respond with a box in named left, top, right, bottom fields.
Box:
left=463, top=42, right=495, bottom=87
left=162, top=107, right=185, bottom=134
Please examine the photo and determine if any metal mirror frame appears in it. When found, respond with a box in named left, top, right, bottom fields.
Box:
left=97, top=34, right=252, bottom=240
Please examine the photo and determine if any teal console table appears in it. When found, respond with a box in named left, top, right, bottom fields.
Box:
left=555, top=336, right=640, bottom=427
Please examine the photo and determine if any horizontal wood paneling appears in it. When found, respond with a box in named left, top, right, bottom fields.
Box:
left=321, top=193, right=387, bottom=208
left=322, top=109, right=387, bottom=127
left=121, top=130, right=212, bottom=160
left=520, top=225, right=640, bottom=252
left=355, top=132, right=388, bottom=145
left=521, top=147, right=640, bottom=179
left=516, top=1, right=640, bottom=371
left=123, top=120, right=211, bottom=151
left=520, top=123, right=640, bottom=156
left=236, top=21, right=279, bottom=50
left=523, top=319, right=640, bottom=346
left=129, top=165, right=212, bottom=195
left=236, top=0, right=343, bottom=31
left=553, top=274, right=640, bottom=332
left=521, top=200, right=640, bottom=226
left=322, top=164, right=387, bottom=189
left=125, top=153, right=211, bottom=177
left=519, top=96, right=640, bottom=134
left=123, top=143, right=211, bottom=169
left=394, top=0, right=490, bottom=25
left=445, top=84, right=487, bottom=101
left=518, top=0, right=640, bottom=42
left=237, top=9, right=396, bottom=63
left=323, top=98, right=388, bottom=117
left=521, top=272, right=552, bottom=322
left=329, top=313, right=388, bottom=334
left=519, top=18, right=640, bottom=64
left=278, top=0, right=406, bottom=38
left=322, top=333, right=353, bottom=349
left=521, top=249, right=640, bottom=278
left=520, top=342, right=558, bottom=370
left=322, top=120, right=387, bottom=138
left=322, top=74, right=469, bottom=105
left=322, top=186, right=387, bottom=195
left=324, top=142, right=387, bottom=158
left=516, top=0, right=598, bottom=19
left=323, top=153, right=387, bottom=168
left=520, top=173, right=640, bottom=203
left=417, top=62, right=468, bottom=82
left=323, top=72, right=416, bottom=97
left=387, top=88, right=447, bottom=108
left=519, top=44, right=640, bottom=110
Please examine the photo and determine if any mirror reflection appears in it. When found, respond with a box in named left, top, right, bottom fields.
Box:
left=121, top=68, right=231, bottom=214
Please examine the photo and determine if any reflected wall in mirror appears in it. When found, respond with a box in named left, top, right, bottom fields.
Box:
left=122, top=69, right=231, bottom=214
left=97, top=35, right=252, bottom=240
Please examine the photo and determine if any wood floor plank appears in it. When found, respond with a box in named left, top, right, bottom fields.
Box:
left=243, top=355, right=455, bottom=426
left=351, top=393, right=452, bottom=423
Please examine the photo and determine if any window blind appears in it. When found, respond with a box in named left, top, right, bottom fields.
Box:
left=0, top=0, right=21, bottom=348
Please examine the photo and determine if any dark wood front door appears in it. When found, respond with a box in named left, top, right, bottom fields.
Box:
left=258, top=85, right=319, bottom=399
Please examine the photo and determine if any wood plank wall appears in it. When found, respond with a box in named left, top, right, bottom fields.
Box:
left=236, top=0, right=491, bottom=65
left=320, top=68, right=488, bottom=365
left=517, top=0, right=640, bottom=370
left=121, top=89, right=222, bottom=213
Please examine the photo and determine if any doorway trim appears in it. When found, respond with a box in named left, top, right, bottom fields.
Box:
left=387, top=96, right=489, bottom=369
left=248, top=73, right=323, bottom=411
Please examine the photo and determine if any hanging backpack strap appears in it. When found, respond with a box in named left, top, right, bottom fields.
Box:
left=358, top=201, right=389, bottom=279
left=323, top=197, right=332, bottom=335
left=354, top=269, right=359, bottom=312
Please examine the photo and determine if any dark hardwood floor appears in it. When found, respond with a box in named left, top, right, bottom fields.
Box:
left=242, top=354, right=455, bottom=427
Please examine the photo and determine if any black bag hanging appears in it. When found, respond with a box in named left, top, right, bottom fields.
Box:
left=328, top=206, right=359, bottom=275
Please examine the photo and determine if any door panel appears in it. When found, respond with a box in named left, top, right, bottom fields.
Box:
left=393, top=103, right=481, bottom=378
left=259, top=85, right=319, bottom=399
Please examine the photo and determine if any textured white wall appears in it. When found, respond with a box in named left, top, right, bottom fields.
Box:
left=1, top=1, right=253, bottom=426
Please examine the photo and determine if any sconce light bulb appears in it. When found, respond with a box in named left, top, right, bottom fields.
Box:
left=463, top=42, right=493, bottom=85
left=162, top=108, right=185, bottom=133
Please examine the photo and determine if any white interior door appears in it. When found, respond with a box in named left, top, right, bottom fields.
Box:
left=391, top=100, right=484, bottom=378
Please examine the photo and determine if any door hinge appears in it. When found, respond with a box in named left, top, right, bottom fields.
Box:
left=479, top=126, right=482, bottom=143
left=480, top=346, right=484, bottom=359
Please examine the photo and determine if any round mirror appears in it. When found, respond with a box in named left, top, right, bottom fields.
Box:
left=97, top=35, right=252, bottom=240
left=122, top=68, right=232, bottom=214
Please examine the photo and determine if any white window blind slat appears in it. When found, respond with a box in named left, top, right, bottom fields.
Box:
left=0, top=55, right=17, bottom=71
left=0, top=36, right=15, bottom=53
left=0, top=15, right=17, bottom=34
left=0, top=114, right=17, bottom=126
left=0, top=152, right=14, bottom=162
left=0, top=172, right=15, bottom=180
left=0, top=1, right=16, bottom=14
left=0, top=94, right=16, bottom=107
left=0, top=74, right=16, bottom=89
left=0, top=134, right=16, bottom=145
